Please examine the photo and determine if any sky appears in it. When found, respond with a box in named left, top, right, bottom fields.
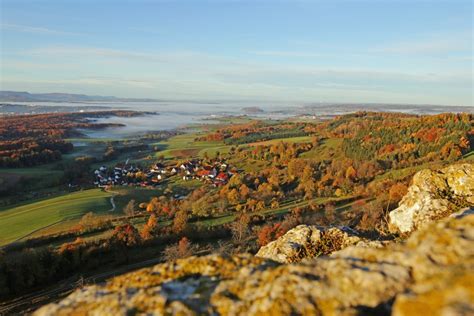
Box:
left=0, top=0, right=472, bottom=106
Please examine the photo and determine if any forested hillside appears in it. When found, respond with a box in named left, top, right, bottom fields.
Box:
left=1, top=112, right=472, bottom=301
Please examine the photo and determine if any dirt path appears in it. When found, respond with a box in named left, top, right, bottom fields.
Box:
left=103, top=188, right=118, bottom=212
left=108, top=196, right=116, bottom=212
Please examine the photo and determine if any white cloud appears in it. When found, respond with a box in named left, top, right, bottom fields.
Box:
left=24, top=46, right=234, bottom=66
left=250, top=50, right=324, bottom=58
left=371, top=32, right=472, bottom=54
left=2, top=77, right=155, bottom=89
left=214, top=66, right=472, bottom=85
left=9, top=45, right=473, bottom=84
left=1, top=73, right=471, bottom=106
left=2, top=44, right=472, bottom=106
left=1, top=23, right=83, bottom=36
left=27, top=47, right=159, bottom=60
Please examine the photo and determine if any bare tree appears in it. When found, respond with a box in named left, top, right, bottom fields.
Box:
left=163, top=237, right=194, bottom=261
left=123, top=199, right=136, bottom=217
left=230, top=213, right=250, bottom=244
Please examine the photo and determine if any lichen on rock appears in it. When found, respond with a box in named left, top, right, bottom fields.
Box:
left=389, top=163, right=473, bottom=234
left=255, top=225, right=363, bottom=263
left=35, top=213, right=474, bottom=316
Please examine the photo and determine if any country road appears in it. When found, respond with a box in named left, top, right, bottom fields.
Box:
left=104, top=188, right=118, bottom=212
left=108, top=196, right=116, bottom=212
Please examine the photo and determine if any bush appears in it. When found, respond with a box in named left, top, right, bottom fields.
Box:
left=163, top=237, right=194, bottom=261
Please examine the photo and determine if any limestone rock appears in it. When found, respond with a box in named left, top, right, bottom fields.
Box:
left=389, top=163, right=473, bottom=234
left=445, top=164, right=474, bottom=200
left=35, top=214, right=474, bottom=316
left=255, top=225, right=362, bottom=263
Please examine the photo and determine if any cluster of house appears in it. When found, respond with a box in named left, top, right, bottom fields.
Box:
left=177, top=159, right=237, bottom=186
left=93, top=159, right=236, bottom=188
left=93, top=164, right=143, bottom=187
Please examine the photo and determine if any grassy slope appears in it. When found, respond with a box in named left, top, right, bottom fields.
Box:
left=462, top=151, right=474, bottom=162
left=0, top=189, right=113, bottom=246
left=154, top=133, right=314, bottom=161
left=0, top=164, right=64, bottom=187
left=153, top=133, right=226, bottom=159
left=0, top=165, right=65, bottom=207
left=300, top=138, right=343, bottom=160
left=246, top=136, right=313, bottom=146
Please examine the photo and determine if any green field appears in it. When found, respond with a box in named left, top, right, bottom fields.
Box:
left=0, top=189, right=113, bottom=246
left=300, top=138, right=344, bottom=160
left=63, top=139, right=109, bottom=160
left=247, top=135, right=313, bottom=146
left=153, top=133, right=226, bottom=159
left=152, top=130, right=317, bottom=162
left=22, top=186, right=169, bottom=240
left=462, top=151, right=474, bottom=162
left=373, top=161, right=445, bottom=183
left=0, top=164, right=66, bottom=207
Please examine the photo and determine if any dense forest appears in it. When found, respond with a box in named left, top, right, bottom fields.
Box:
left=0, top=111, right=143, bottom=167
left=333, top=112, right=472, bottom=165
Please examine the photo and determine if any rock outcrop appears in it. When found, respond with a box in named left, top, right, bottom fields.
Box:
left=35, top=213, right=474, bottom=316
left=389, top=163, right=473, bottom=234
left=256, top=225, right=370, bottom=263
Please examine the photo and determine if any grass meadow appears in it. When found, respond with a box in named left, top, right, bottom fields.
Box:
left=0, top=189, right=113, bottom=245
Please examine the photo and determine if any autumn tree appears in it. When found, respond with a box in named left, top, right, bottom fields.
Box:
left=146, top=199, right=157, bottom=213
left=345, top=166, right=357, bottom=180
left=111, top=224, right=141, bottom=247
left=239, top=184, right=250, bottom=200
left=191, top=196, right=213, bottom=217
left=141, top=214, right=158, bottom=240
left=227, top=188, right=240, bottom=205
left=77, top=212, right=109, bottom=233
left=163, top=237, right=194, bottom=261
left=297, top=165, right=316, bottom=200
left=257, top=223, right=283, bottom=247
left=387, top=182, right=408, bottom=211
left=173, top=210, right=188, bottom=234
left=287, top=159, right=300, bottom=179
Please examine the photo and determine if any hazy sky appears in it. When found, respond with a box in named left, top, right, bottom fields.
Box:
left=1, top=0, right=472, bottom=106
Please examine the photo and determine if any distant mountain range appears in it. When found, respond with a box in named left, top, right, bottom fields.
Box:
left=0, top=91, right=158, bottom=103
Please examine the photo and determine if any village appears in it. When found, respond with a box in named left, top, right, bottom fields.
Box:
left=93, top=158, right=237, bottom=188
